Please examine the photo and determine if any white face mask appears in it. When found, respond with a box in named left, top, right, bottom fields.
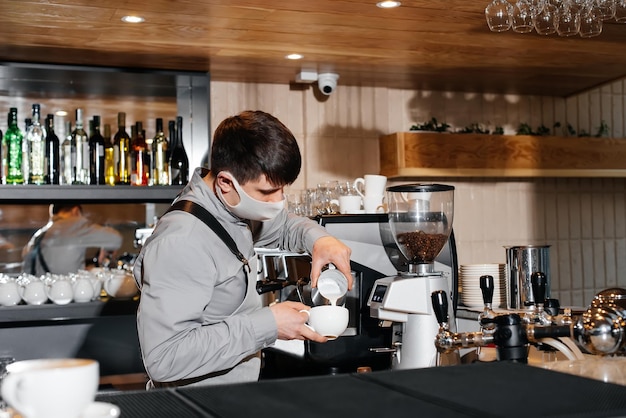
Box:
left=216, top=172, right=285, bottom=221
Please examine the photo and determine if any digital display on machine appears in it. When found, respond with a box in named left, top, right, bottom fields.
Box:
left=371, top=285, right=388, bottom=303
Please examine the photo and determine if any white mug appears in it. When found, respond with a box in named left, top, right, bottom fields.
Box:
left=338, top=195, right=362, bottom=214
left=353, top=174, right=387, bottom=198
left=363, top=195, right=385, bottom=213
left=301, top=305, right=349, bottom=339
left=1, top=358, right=99, bottom=418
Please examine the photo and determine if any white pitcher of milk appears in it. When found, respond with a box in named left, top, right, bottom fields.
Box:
left=315, top=266, right=348, bottom=306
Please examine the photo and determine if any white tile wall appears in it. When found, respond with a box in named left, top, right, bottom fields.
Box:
left=210, top=79, right=626, bottom=307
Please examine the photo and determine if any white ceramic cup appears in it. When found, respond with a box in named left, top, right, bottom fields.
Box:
left=0, top=281, right=21, bottom=307
left=338, top=195, right=362, bottom=214
left=302, top=305, right=349, bottom=339
left=363, top=194, right=385, bottom=213
left=1, top=358, right=99, bottom=418
left=353, top=174, right=387, bottom=198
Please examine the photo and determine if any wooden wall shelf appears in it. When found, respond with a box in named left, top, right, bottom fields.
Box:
left=379, top=132, right=626, bottom=178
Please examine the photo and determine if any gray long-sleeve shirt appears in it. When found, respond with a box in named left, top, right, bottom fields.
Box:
left=22, top=216, right=122, bottom=276
left=134, top=168, right=329, bottom=385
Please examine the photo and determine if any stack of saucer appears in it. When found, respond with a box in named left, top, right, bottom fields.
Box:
left=459, top=264, right=506, bottom=308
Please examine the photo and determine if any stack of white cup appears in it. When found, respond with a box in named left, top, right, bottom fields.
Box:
left=354, top=174, right=387, bottom=213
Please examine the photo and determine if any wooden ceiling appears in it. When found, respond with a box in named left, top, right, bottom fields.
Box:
left=1, top=0, right=626, bottom=97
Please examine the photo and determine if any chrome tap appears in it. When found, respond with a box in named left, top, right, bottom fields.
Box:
left=432, top=290, right=574, bottom=363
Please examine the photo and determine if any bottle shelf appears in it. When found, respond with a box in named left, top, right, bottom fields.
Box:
left=0, top=185, right=183, bottom=204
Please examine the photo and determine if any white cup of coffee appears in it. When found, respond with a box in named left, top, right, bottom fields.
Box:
left=353, top=174, right=387, bottom=198
left=1, top=358, right=99, bottom=418
left=302, top=305, right=349, bottom=339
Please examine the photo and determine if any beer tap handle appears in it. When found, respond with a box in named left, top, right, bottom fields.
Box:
left=531, top=271, right=547, bottom=305
left=480, top=275, right=494, bottom=305
left=431, top=290, right=449, bottom=325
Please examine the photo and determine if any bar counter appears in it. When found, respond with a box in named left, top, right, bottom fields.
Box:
left=96, top=361, right=626, bottom=418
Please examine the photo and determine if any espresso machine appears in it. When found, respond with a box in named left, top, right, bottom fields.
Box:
left=367, top=184, right=458, bottom=369
left=258, top=207, right=459, bottom=377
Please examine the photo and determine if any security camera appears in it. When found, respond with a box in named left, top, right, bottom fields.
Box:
left=317, top=73, right=339, bottom=95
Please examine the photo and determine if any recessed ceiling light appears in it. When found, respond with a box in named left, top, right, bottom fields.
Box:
left=285, top=53, right=304, bottom=60
left=121, top=15, right=145, bottom=23
left=55, top=110, right=68, bottom=117
left=376, top=1, right=401, bottom=8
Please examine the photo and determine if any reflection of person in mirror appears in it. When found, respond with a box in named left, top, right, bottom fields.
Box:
left=0, top=234, right=14, bottom=250
left=22, top=203, right=123, bottom=276
left=134, top=110, right=353, bottom=389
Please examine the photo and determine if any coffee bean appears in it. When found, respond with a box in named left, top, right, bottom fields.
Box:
left=396, top=231, right=448, bottom=263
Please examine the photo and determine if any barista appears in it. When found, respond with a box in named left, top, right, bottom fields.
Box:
left=22, top=203, right=123, bottom=276
left=134, top=110, right=353, bottom=388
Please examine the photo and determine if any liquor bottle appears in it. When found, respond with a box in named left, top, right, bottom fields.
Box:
left=25, top=104, right=46, bottom=185
left=22, top=117, right=32, bottom=181
left=145, top=124, right=154, bottom=186
left=129, top=124, right=137, bottom=184
left=152, top=118, right=169, bottom=185
left=0, top=128, right=3, bottom=184
left=72, top=109, right=89, bottom=184
left=89, top=115, right=105, bottom=185
left=103, top=123, right=117, bottom=186
left=113, top=112, right=131, bottom=185
left=60, top=121, right=73, bottom=185
left=5, top=108, right=23, bottom=185
left=44, top=114, right=60, bottom=185
left=169, top=116, right=189, bottom=185
left=131, top=121, right=148, bottom=186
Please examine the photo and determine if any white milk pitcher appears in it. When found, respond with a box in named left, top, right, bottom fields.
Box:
left=0, top=281, right=21, bottom=307
left=19, top=280, right=48, bottom=305
left=72, top=277, right=96, bottom=303
left=46, top=280, right=74, bottom=305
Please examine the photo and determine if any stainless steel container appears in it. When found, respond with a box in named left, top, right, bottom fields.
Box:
left=505, top=245, right=551, bottom=309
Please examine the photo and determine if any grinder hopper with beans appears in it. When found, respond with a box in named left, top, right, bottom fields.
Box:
left=367, top=184, right=460, bottom=369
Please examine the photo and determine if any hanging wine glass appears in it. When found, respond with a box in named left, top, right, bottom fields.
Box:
left=485, top=0, right=514, bottom=32
left=512, top=0, right=536, bottom=32
left=615, top=0, right=626, bottom=22
left=595, top=0, right=616, bottom=20
left=534, top=0, right=559, bottom=35
left=556, top=0, right=581, bottom=36
left=569, top=0, right=587, bottom=13
left=579, top=2, right=603, bottom=37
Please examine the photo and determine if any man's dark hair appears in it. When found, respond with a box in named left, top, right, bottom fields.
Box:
left=210, top=110, right=301, bottom=186
left=52, top=203, right=82, bottom=215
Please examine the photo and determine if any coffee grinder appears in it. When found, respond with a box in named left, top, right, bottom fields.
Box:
left=367, top=184, right=458, bottom=369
